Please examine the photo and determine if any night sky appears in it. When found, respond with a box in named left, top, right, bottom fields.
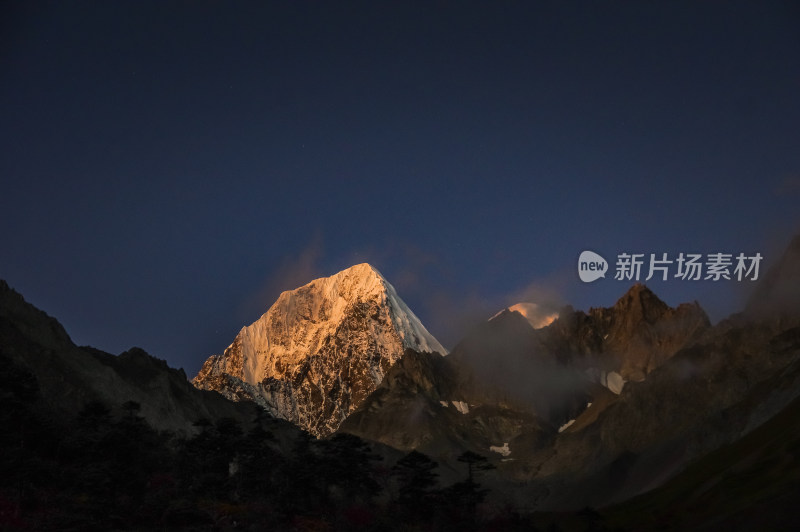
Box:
left=2, top=1, right=799, bottom=376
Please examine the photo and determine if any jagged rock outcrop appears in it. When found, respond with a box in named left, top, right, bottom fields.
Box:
left=192, top=263, right=445, bottom=437
left=540, top=283, right=711, bottom=387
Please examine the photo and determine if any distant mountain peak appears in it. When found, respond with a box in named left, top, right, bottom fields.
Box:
left=611, top=283, right=670, bottom=323
left=193, top=264, right=445, bottom=437
left=491, top=302, right=558, bottom=329
left=616, top=282, right=656, bottom=301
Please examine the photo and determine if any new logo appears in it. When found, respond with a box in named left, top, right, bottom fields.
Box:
left=578, top=251, right=608, bottom=283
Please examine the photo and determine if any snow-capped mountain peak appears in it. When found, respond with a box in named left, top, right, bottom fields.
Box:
left=193, top=263, right=445, bottom=437
left=491, top=302, right=558, bottom=329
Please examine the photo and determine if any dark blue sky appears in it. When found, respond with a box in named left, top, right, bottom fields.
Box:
left=2, top=1, right=799, bottom=376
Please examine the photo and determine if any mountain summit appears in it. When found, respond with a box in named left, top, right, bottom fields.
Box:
left=192, top=263, right=445, bottom=437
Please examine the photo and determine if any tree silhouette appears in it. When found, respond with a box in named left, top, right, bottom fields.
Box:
left=76, top=399, right=113, bottom=431
left=178, top=416, right=244, bottom=500
left=446, top=450, right=497, bottom=523
left=235, top=420, right=280, bottom=502
left=319, top=433, right=382, bottom=504
left=457, top=450, right=496, bottom=482
left=391, top=450, right=440, bottom=521
left=121, top=400, right=141, bottom=420
left=279, top=431, right=328, bottom=518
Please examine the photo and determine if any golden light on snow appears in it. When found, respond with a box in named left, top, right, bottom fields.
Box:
left=507, top=302, right=558, bottom=329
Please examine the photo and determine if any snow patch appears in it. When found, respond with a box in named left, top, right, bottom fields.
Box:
left=605, top=371, right=625, bottom=394
left=558, top=419, right=576, bottom=433
left=585, top=368, right=626, bottom=395
left=452, top=401, right=469, bottom=414
left=490, top=442, right=511, bottom=456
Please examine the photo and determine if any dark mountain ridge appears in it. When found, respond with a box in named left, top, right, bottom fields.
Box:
left=0, top=279, right=271, bottom=435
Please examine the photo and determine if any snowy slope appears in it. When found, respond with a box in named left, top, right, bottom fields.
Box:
left=193, top=263, right=446, bottom=437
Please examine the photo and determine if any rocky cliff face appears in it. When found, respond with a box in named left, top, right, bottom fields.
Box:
left=540, top=283, right=711, bottom=388
left=192, top=263, right=446, bottom=437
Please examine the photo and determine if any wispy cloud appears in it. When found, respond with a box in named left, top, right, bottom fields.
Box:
left=508, top=275, right=568, bottom=315
left=238, top=233, right=325, bottom=321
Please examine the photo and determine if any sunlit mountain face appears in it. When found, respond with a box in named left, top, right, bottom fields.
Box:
left=193, top=263, right=446, bottom=437
left=506, top=302, right=559, bottom=329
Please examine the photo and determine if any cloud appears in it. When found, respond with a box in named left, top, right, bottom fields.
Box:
left=451, top=308, right=588, bottom=424
left=401, top=261, right=574, bottom=349
left=367, top=243, right=440, bottom=297
left=505, top=273, right=570, bottom=318
left=418, top=272, right=571, bottom=351
left=238, top=233, right=325, bottom=320
left=423, top=290, right=500, bottom=350
left=506, top=302, right=559, bottom=329
left=331, top=242, right=498, bottom=350
left=269, top=234, right=326, bottom=294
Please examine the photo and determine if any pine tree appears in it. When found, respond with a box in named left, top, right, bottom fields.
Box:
left=392, top=450, right=440, bottom=521
left=446, top=451, right=496, bottom=523
left=319, top=433, right=382, bottom=504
